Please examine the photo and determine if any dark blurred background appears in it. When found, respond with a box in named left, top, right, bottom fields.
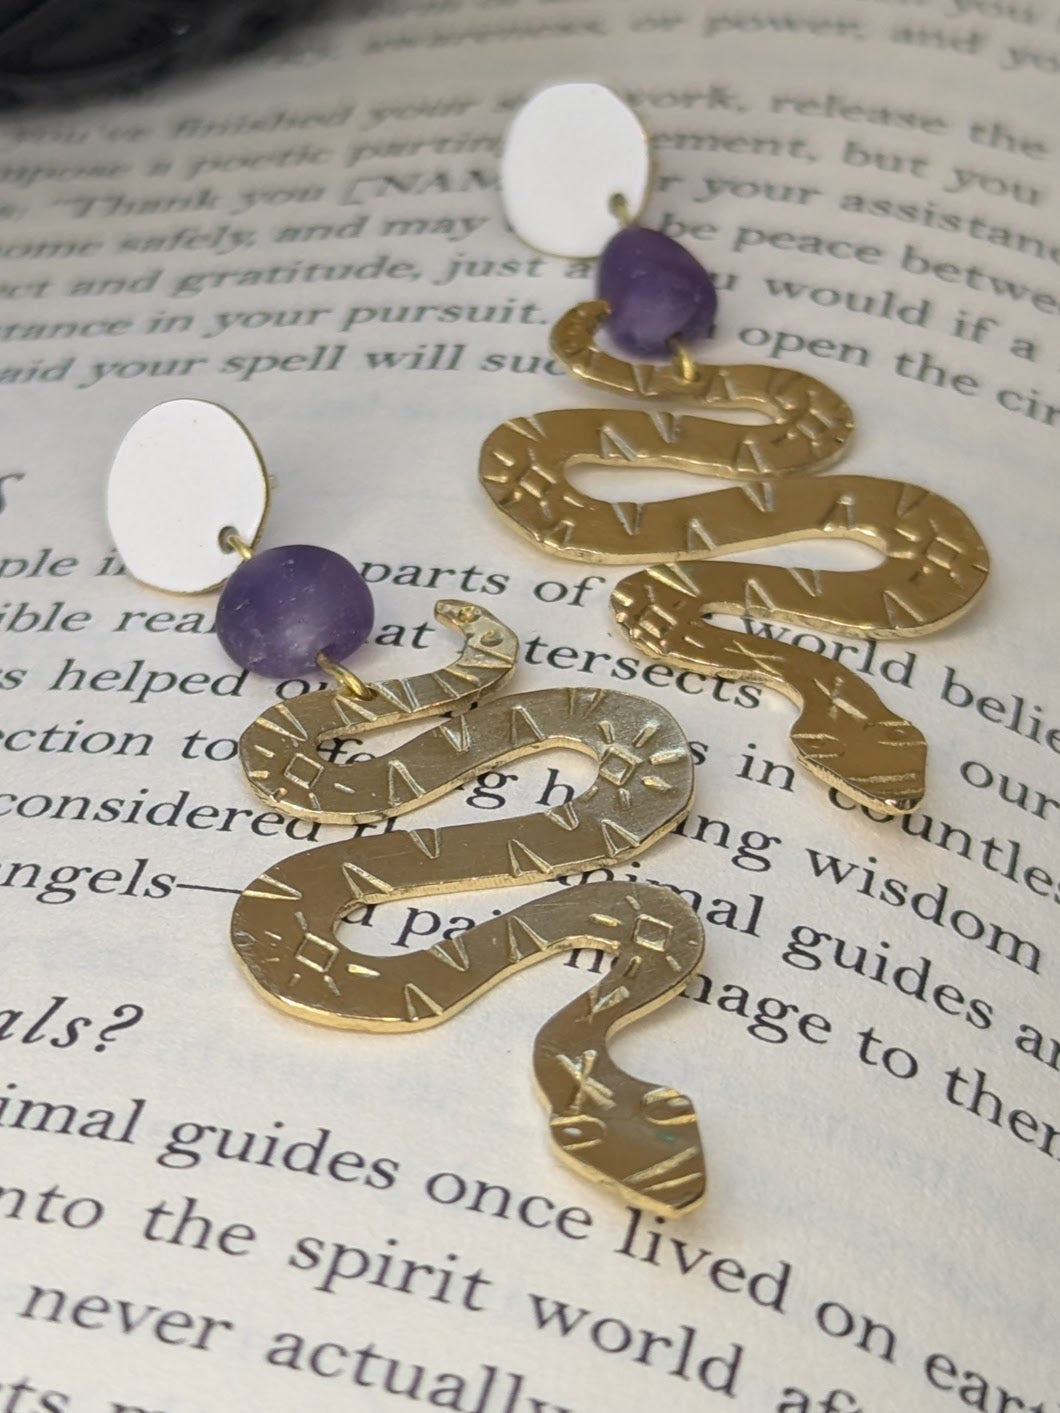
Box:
left=0, top=0, right=354, bottom=108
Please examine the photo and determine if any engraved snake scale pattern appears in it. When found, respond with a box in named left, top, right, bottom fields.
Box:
left=479, top=300, right=990, bottom=814
left=232, top=603, right=707, bottom=1215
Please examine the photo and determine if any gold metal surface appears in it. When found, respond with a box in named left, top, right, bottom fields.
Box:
left=669, top=339, right=696, bottom=384
left=220, top=527, right=254, bottom=561
left=550, top=301, right=855, bottom=475
left=315, top=651, right=375, bottom=703
left=242, top=600, right=519, bottom=821
left=478, top=300, right=990, bottom=814
left=233, top=602, right=705, bottom=1214
left=608, top=191, right=634, bottom=226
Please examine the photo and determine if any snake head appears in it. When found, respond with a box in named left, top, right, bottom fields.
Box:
left=433, top=598, right=520, bottom=675
left=793, top=711, right=927, bottom=815
left=549, top=1084, right=706, bottom=1217
left=433, top=598, right=481, bottom=630
left=613, top=570, right=929, bottom=817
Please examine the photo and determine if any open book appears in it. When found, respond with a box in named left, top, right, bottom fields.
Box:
left=1, top=1, right=1056, bottom=1407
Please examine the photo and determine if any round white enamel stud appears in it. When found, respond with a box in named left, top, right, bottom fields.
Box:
left=107, top=399, right=269, bottom=594
left=501, top=82, right=652, bottom=259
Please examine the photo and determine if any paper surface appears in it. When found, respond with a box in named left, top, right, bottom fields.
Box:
left=0, top=1, right=1057, bottom=1408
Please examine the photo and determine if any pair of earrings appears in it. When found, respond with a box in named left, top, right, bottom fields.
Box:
left=104, top=82, right=989, bottom=1218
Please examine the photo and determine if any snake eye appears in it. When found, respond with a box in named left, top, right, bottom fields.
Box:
left=551, top=1115, right=607, bottom=1151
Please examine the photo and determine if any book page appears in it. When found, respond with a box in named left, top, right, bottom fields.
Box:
left=1, top=0, right=1056, bottom=1408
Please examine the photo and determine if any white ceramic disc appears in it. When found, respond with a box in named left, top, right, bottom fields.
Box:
left=501, top=82, right=651, bottom=258
left=107, top=399, right=268, bottom=594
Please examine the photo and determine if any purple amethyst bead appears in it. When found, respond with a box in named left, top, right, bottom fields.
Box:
left=216, top=544, right=374, bottom=677
left=597, top=225, right=718, bottom=360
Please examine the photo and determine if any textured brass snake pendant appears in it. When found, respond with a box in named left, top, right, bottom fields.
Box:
left=232, top=602, right=706, bottom=1215
left=480, top=301, right=990, bottom=815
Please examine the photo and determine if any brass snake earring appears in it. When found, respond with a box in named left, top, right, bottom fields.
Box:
left=483, top=82, right=990, bottom=816
left=107, top=399, right=709, bottom=1217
